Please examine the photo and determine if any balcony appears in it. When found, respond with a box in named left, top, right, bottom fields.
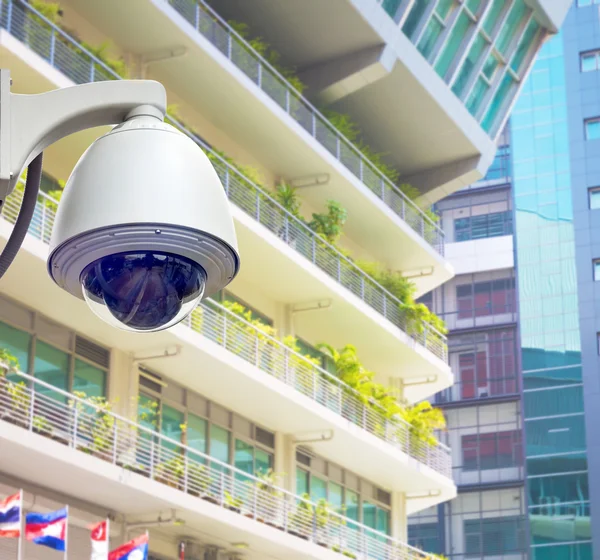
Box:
left=57, top=0, right=456, bottom=293
left=0, top=370, right=438, bottom=560
left=1, top=188, right=456, bottom=509
left=0, top=0, right=452, bottom=388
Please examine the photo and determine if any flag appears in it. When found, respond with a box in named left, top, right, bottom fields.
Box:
left=0, top=492, right=21, bottom=538
left=91, top=520, right=109, bottom=560
left=25, top=507, right=67, bottom=551
left=109, top=533, right=148, bottom=560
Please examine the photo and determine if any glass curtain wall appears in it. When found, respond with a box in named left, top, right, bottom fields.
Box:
left=511, top=32, right=592, bottom=560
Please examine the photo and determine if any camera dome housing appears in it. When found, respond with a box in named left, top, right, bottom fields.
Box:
left=48, top=115, right=239, bottom=332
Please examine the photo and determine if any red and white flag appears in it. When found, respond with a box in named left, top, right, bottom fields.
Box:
left=90, top=520, right=109, bottom=560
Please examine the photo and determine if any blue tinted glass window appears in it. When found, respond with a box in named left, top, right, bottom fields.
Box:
left=417, top=17, right=444, bottom=59
left=466, top=77, right=489, bottom=116
left=435, top=11, right=472, bottom=79
left=452, top=33, right=487, bottom=97
left=589, top=188, right=600, bottom=209
left=585, top=119, right=600, bottom=139
left=0, top=321, right=30, bottom=373
left=403, top=0, right=432, bottom=40
left=465, top=517, right=524, bottom=555
left=496, top=0, right=528, bottom=55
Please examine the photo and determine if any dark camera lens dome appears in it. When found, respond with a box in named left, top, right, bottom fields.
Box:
left=81, top=251, right=206, bottom=332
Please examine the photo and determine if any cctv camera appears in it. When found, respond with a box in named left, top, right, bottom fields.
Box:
left=47, top=114, right=240, bottom=332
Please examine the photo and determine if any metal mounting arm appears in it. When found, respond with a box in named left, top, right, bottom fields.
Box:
left=0, top=69, right=167, bottom=202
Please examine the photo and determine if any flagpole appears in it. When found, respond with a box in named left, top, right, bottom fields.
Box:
left=16, top=490, right=23, bottom=560
left=106, top=517, right=110, bottom=555
left=63, top=505, right=69, bottom=560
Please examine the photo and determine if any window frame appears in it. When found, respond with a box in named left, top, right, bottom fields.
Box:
left=589, top=187, right=600, bottom=209
left=585, top=118, right=600, bottom=140
left=295, top=458, right=392, bottom=533
left=580, top=50, right=600, bottom=72
left=0, top=315, right=109, bottom=398
left=138, top=374, right=275, bottom=477
left=594, top=259, right=600, bottom=282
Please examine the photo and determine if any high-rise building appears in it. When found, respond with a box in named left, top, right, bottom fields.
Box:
left=409, top=2, right=600, bottom=560
left=0, top=1, right=568, bottom=559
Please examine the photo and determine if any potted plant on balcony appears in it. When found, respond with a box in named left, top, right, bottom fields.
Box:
left=32, top=414, right=53, bottom=437
left=3, top=379, right=31, bottom=429
left=288, top=493, right=313, bottom=540
left=224, top=490, right=244, bottom=514
left=248, top=469, right=285, bottom=527
left=186, top=460, right=209, bottom=498
left=155, top=455, right=185, bottom=490
left=331, top=544, right=357, bottom=559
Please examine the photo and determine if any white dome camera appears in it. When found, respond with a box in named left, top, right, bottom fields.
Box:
left=0, top=74, right=239, bottom=332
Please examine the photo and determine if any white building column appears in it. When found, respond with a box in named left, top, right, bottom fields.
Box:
left=391, top=491, right=407, bottom=542
left=274, top=432, right=297, bottom=494
left=108, top=350, right=138, bottom=420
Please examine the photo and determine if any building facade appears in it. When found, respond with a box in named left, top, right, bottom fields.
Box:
left=0, top=1, right=568, bottom=559
left=409, top=2, right=600, bottom=560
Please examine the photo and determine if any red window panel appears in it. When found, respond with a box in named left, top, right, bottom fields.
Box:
left=459, top=354, right=476, bottom=399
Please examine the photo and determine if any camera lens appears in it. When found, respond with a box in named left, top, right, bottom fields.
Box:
left=81, top=251, right=206, bottom=332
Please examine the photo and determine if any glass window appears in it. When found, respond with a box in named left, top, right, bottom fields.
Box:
left=496, top=0, right=527, bottom=56
left=452, top=33, right=487, bottom=97
left=482, top=0, right=505, bottom=36
left=482, top=54, right=499, bottom=80
left=187, top=413, right=207, bottom=457
left=234, top=439, right=272, bottom=477
left=417, top=17, right=444, bottom=59
left=346, top=490, right=359, bottom=522
left=296, top=468, right=309, bottom=496
left=234, top=439, right=254, bottom=476
left=482, top=73, right=516, bottom=133
left=465, top=517, right=523, bottom=556
left=363, top=502, right=390, bottom=535
left=310, top=475, right=328, bottom=501
left=589, top=187, right=600, bottom=209
left=466, top=76, right=489, bottom=117
left=454, top=211, right=512, bottom=242
left=435, top=11, right=472, bottom=79
left=403, top=0, right=432, bottom=40
left=465, top=0, right=482, bottom=14
left=138, top=393, right=159, bottom=432
left=34, top=340, right=69, bottom=403
left=511, top=20, right=540, bottom=74
left=73, top=359, right=105, bottom=399
left=585, top=118, right=600, bottom=140
left=409, top=523, right=441, bottom=554
left=462, top=430, right=522, bottom=470
left=594, top=260, right=600, bottom=281
left=255, top=448, right=272, bottom=475
left=578, top=0, right=600, bottom=5
left=209, top=424, right=230, bottom=469
left=0, top=321, right=30, bottom=373
left=435, top=0, right=454, bottom=19
left=329, top=482, right=344, bottom=514
left=161, top=405, right=184, bottom=449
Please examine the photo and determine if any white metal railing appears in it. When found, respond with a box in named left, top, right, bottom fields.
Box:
left=0, top=369, right=437, bottom=560
left=0, top=0, right=448, bottom=362
left=0, top=185, right=452, bottom=479
left=165, top=0, right=445, bottom=254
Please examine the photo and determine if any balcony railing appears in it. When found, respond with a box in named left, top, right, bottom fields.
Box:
left=0, top=0, right=448, bottom=363
left=0, top=369, right=436, bottom=560
left=0, top=185, right=452, bottom=479
left=166, top=0, right=444, bottom=255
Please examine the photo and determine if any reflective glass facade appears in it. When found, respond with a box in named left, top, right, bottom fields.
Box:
left=511, top=29, right=592, bottom=560
left=386, top=0, right=546, bottom=137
